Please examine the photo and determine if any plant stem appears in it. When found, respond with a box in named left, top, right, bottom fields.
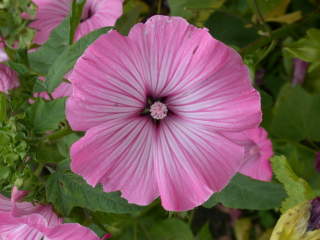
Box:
left=253, top=0, right=272, bottom=38
left=44, top=126, right=73, bottom=141
left=157, top=0, right=162, bottom=14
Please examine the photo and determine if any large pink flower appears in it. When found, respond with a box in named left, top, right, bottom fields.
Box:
left=31, top=0, right=124, bottom=44
left=0, top=187, right=101, bottom=239
left=66, top=15, right=262, bottom=211
left=0, top=46, right=19, bottom=93
left=238, top=127, right=273, bottom=181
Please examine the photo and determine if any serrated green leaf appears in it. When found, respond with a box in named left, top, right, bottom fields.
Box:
left=270, top=155, right=316, bottom=212
left=46, top=171, right=143, bottom=215
left=271, top=84, right=320, bottom=141
left=203, top=174, right=286, bottom=210
left=273, top=141, right=320, bottom=189
left=28, top=98, right=66, bottom=132
left=149, top=219, right=194, bottom=240
left=46, top=26, right=110, bottom=92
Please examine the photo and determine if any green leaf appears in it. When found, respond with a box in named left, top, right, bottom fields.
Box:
left=203, top=174, right=286, bottom=209
left=271, top=84, right=320, bottom=141
left=284, top=28, right=320, bottom=62
left=69, top=0, right=86, bottom=44
left=46, top=27, right=110, bottom=92
left=273, top=141, right=320, bottom=189
left=168, top=0, right=225, bottom=25
left=0, top=93, right=7, bottom=122
left=271, top=155, right=316, bottom=212
left=149, top=219, right=194, bottom=240
left=28, top=98, right=66, bottom=133
left=205, top=11, right=259, bottom=48
left=46, top=171, right=143, bottom=215
left=115, top=0, right=148, bottom=35
left=246, top=0, right=290, bottom=19
left=29, top=18, right=70, bottom=76
left=196, top=223, right=211, bottom=240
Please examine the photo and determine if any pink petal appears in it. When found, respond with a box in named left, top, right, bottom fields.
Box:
left=71, top=118, right=158, bottom=205
left=45, top=223, right=100, bottom=240
left=67, top=31, right=146, bottom=131
left=0, top=63, right=19, bottom=93
left=238, top=128, right=273, bottom=181
left=154, top=117, right=244, bottom=211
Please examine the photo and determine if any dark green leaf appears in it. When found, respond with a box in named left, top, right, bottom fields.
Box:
left=205, top=11, right=259, bottom=48
left=0, top=93, right=7, bottom=122
left=203, top=174, right=286, bottom=209
left=46, top=171, right=143, bottom=215
left=28, top=98, right=66, bottom=132
left=149, top=219, right=194, bottom=240
left=271, top=84, right=320, bottom=141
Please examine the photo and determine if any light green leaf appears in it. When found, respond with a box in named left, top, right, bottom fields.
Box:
left=271, top=155, right=316, bottom=212
left=28, top=98, right=66, bottom=133
left=46, top=27, right=111, bottom=92
left=284, top=28, right=320, bottom=62
left=203, top=174, right=286, bottom=209
left=46, top=171, right=143, bottom=215
left=271, top=84, right=320, bottom=141
left=149, top=219, right=194, bottom=240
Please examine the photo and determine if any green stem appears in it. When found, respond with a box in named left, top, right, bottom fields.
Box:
left=253, top=0, right=272, bottom=37
left=34, top=162, right=45, bottom=177
left=44, top=126, right=73, bottom=141
left=138, top=199, right=160, bottom=218
left=157, top=0, right=162, bottom=14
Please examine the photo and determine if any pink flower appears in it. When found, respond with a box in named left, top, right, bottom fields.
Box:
left=31, top=0, right=124, bottom=44
left=292, top=58, right=309, bottom=86
left=66, top=15, right=262, bottom=211
left=238, top=127, right=273, bottom=181
left=0, top=46, right=19, bottom=93
left=0, top=187, right=101, bottom=239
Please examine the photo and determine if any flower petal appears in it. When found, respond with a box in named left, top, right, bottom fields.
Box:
left=239, top=128, right=273, bottom=181
left=31, top=0, right=123, bottom=44
left=45, top=223, right=100, bottom=240
left=0, top=63, right=19, bottom=93
left=154, top=117, right=244, bottom=211
left=71, top=117, right=158, bottom=205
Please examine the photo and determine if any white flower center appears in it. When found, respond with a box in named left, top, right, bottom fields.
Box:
left=150, top=101, right=168, bottom=120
